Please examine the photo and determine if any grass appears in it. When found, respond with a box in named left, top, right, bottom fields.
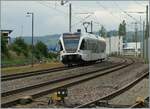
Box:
left=2, top=58, right=31, bottom=67
left=1, top=51, right=63, bottom=75
left=1, top=51, right=32, bottom=67
left=1, top=61, right=64, bottom=75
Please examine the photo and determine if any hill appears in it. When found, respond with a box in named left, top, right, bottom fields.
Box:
left=11, top=31, right=144, bottom=52
left=12, top=34, right=61, bottom=51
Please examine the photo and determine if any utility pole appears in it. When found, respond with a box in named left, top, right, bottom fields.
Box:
left=135, top=22, right=138, bottom=56
left=143, top=21, right=145, bottom=59
left=69, top=3, right=72, bottom=32
left=27, top=12, right=34, bottom=67
left=109, top=36, right=111, bottom=55
left=21, top=25, right=23, bottom=37
left=61, top=1, right=71, bottom=32
left=140, top=16, right=142, bottom=57
left=32, top=13, right=34, bottom=66
left=91, top=20, right=93, bottom=33
left=149, top=1, right=150, bottom=66
left=145, top=5, right=149, bottom=62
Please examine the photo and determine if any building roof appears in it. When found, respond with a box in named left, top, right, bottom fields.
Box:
left=1, top=30, right=13, bottom=34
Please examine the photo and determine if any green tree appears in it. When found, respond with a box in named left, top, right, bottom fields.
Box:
left=11, top=37, right=29, bottom=57
left=34, top=41, right=48, bottom=60
left=118, top=20, right=126, bottom=38
left=118, top=20, right=126, bottom=54
left=99, top=25, right=107, bottom=37
left=1, top=36, right=9, bottom=57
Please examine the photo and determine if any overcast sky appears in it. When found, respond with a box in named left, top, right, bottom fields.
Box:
left=1, top=0, right=149, bottom=37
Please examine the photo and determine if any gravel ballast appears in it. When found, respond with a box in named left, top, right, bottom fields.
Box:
left=108, top=78, right=149, bottom=106
left=2, top=57, right=121, bottom=93
left=13, top=57, right=149, bottom=108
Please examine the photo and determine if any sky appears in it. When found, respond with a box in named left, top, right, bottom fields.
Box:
left=1, top=0, right=149, bottom=37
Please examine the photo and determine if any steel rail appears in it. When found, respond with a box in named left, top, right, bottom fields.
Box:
left=2, top=59, right=126, bottom=97
left=130, top=97, right=149, bottom=108
left=1, top=60, right=111, bottom=81
left=76, top=71, right=149, bottom=108
left=1, top=66, right=72, bottom=81
left=1, top=58, right=133, bottom=108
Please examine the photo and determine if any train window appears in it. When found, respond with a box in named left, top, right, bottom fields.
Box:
left=100, top=42, right=106, bottom=52
left=80, top=39, right=85, bottom=50
left=59, top=41, right=63, bottom=51
left=63, top=38, right=80, bottom=52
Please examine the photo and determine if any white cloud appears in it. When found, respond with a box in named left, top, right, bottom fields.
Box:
left=126, top=4, right=146, bottom=12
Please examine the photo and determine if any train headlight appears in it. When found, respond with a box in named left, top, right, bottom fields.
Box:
left=60, top=51, right=65, bottom=54
left=60, top=51, right=63, bottom=54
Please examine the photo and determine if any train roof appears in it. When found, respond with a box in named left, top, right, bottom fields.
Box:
left=81, top=32, right=106, bottom=42
left=63, top=32, right=81, bottom=36
left=61, top=32, right=106, bottom=42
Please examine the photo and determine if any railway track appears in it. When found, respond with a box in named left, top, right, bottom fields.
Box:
left=1, top=66, right=72, bottom=81
left=2, top=59, right=112, bottom=81
left=1, top=57, right=133, bottom=107
left=130, top=97, right=149, bottom=108
left=76, top=71, right=149, bottom=108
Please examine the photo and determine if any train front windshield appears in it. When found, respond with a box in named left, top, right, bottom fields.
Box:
left=63, top=34, right=80, bottom=52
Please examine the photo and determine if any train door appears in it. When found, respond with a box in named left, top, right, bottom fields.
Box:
left=80, top=39, right=90, bottom=61
left=87, top=39, right=92, bottom=61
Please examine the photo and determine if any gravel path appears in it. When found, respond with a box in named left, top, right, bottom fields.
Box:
left=2, top=57, right=122, bottom=93
left=13, top=57, right=149, bottom=108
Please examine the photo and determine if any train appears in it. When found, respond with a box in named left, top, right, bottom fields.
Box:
left=58, top=30, right=106, bottom=66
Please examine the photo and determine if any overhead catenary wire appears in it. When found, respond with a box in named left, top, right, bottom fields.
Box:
left=71, top=3, right=96, bottom=27
left=36, top=1, right=95, bottom=31
left=36, top=1, right=84, bottom=20
left=113, top=1, right=141, bottom=23
left=36, top=1, right=129, bottom=29
left=95, top=1, right=121, bottom=31
left=71, top=1, right=114, bottom=31
left=36, top=1, right=68, bottom=17
left=71, top=3, right=99, bottom=30
left=35, top=1, right=144, bottom=33
left=71, top=14, right=92, bottom=28
left=96, top=1, right=124, bottom=23
left=72, top=1, right=118, bottom=33
left=133, top=0, right=146, bottom=7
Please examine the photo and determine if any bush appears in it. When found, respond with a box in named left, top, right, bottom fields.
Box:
left=48, top=52, right=58, bottom=59
left=34, top=41, right=49, bottom=60
left=11, top=37, right=29, bottom=57
left=1, top=36, right=10, bottom=57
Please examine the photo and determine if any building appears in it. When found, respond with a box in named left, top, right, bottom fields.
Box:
left=1, top=30, right=13, bottom=44
left=105, top=35, right=142, bottom=56
left=123, top=42, right=141, bottom=56
left=105, top=36, right=123, bottom=55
